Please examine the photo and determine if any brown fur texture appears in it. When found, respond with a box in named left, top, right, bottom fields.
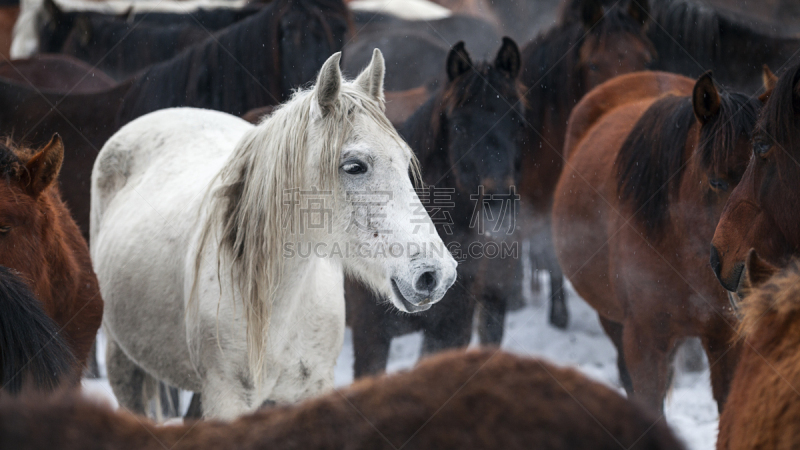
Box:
left=0, top=137, right=103, bottom=372
left=0, top=350, right=684, bottom=450
left=717, top=262, right=800, bottom=449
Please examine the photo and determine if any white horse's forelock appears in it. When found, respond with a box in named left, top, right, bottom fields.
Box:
left=191, top=78, right=418, bottom=382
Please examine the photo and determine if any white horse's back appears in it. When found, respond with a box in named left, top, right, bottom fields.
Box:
left=91, top=108, right=252, bottom=390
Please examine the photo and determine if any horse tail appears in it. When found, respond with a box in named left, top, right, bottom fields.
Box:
left=90, top=136, right=134, bottom=245
left=0, top=267, right=77, bottom=393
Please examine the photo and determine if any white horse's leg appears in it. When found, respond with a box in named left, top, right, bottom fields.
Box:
left=200, top=368, right=253, bottom=420
left=106, top=338, right=155, bottom=416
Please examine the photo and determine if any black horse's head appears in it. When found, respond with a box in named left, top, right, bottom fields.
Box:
left=277, top=0, right=350, bottom=97
left=437, top=38, right=524, bottom=197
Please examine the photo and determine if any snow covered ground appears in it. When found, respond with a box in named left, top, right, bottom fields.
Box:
left=83, top=276, right=719, bottom=450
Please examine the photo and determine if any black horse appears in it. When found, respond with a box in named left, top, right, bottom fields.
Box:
left=346, top=38, right=525, bottom=377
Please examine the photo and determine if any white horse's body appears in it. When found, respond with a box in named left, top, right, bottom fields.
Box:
left=91, top=51, right=456, bottom=419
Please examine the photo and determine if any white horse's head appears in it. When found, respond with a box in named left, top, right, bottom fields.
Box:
left=302, top=50, right=458, bottom=312
left=201, top=50, right=457, bottom=376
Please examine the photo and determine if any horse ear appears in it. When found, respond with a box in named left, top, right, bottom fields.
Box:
left=75, top=16, right=93, bottom=47
left=355, top=48, right=385, bottom=103
left=627, top=0, right=649, bottom=27
left=743, top=249, right=779, bottom=291
left=315, top=52, right=342, bottom=114
left=494, top=37, right=520, bottom=79
left=692, top=71, right=720, bottom=125
left=446, top=41, right=472, bottom=82
left=23, top=134, right=64, bottom=197
left=581, top=0, right=604, bottom=29
left=760, top=65, right=778, bottom=103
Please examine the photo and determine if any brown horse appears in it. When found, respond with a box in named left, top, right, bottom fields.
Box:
left=711, top=59, right=800, bottom=292
left=0, top=135, right=103, bottom=374
left=716, top=253, right=800, bottom=450
left=553, top=70, right=762, bottom=412
left=0, top=54, right=115, bottom=92
left=519, top=0, right=654, bottom=329
left=0, top=349, right=684, bottom=450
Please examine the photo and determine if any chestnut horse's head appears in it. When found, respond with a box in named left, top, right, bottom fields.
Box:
left=0, top=135, right=64, bottom=298
left=577, top=0, right=654, bottom=90
left=711, top=61, right=800, bottom=292
left=616, top=72, right=761, bottom=248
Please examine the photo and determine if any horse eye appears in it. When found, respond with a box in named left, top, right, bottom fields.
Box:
left=753, top=138, right=772, bottom=158
left=0, top=226, right=10, bottom=234
left=588, top=63, right=599, bottom=72
left=342, top=160, right=367, bottom=175
left=709, top=178, right=729, bottom=192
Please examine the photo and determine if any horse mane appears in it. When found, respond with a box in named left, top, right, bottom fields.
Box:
left=117, top=0, right=349, bottom=122
left=738, top=261, right=800, bottom=343
left=0, top=266, right=77, bottom=393
left=193, top=80, right=405, bottom=381
left=521, top=4, right=649, bottom=153
left=401, top=61, right=524, bottom=185
left=616, top=91, right=759, bottom=237
left=758, top=60, right=800, bottom=157
left=0, top=138, right=39, bottom=176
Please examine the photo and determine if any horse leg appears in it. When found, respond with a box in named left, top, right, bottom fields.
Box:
left=201, top=369, right=252, bottom=420
left=703, top=331, right=741, bottom=412
left=547, top=254, right=569, bottom=329
left=477, top=294, right=507, bottom=345
left=621, top=322, right=674, bottom=412
left=352, top=316, right=392, bottom=378
left=421, top=292, right=475, bottom=356
left=184, top=393, right=203, bottom=419
left=598, top=316, right=632, bottom=394
left=106, top=338, right=150, bottom=415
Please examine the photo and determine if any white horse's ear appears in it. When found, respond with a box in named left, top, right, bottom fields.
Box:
left=355, top=48, right=385, bottom=103
left=315, top=52, right=342, bottom=114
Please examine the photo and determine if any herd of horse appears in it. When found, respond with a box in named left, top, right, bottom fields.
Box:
left=1, top=0, right=800, bottom=447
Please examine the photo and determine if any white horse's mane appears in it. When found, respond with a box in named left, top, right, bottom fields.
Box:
left=192, top=78, right=416, bottom=381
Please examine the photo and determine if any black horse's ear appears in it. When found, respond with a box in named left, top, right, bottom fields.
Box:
left=44, top=0, right=63, bottom=21
left=581, top=0, right=604, bottom=29
left=75, top=16, right=93, bottom=47
left=627, top=0, right=649, bottom=27
left=446, top=41, right=472, bottom=82
left=22, top=134, right=63, bottom=198
left=693, top=71, right=720, bottom=125
left=494, top=37, right=520, bottom=79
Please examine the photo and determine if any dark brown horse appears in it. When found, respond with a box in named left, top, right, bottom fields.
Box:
left=0, top=0, right=349, bottom=239
left=711, top=59, right=800, bottom=292
left=553, top=70, right=762, bottom=412
left=561, top=0, right=800, bottom=92
left=0, top=54, right=115, bottom=92
left=347, top=38, right=524, bottom=377
left=0, top=265, right=76, bottom=393
left=715, top=253, right=800, bottom=450
left=0, top=349, right=685, bottom=450
left=0, top=135, right=103, bottom=376
left=519, top=0, right=654, bottom=329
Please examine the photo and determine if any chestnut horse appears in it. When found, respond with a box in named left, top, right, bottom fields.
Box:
left=346, top=39, right=524, bottom=378
left=0, top=265, right=76, bottom=393
left=0, top=135, right=103, bottom=375
left=553, top=71, right=762, bottom=412
left=519, top=0, right=653, bottom=329
left=0, top=350, right=685, bottom=450
left=716, top=254, right=800, bottom=450
left=711, top=59, right=800, bottom=291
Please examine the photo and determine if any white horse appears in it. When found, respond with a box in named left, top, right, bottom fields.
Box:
left=90, top=50, right=457, bottom=420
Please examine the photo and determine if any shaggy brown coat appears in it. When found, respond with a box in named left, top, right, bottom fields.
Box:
left=0, top=350, right=683, bottom=450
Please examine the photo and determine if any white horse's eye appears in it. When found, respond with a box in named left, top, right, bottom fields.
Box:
left=342, top=161, right=368, bottom=175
